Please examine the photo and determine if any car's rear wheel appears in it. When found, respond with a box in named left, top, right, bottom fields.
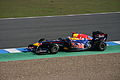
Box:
left=95, top=42, right=107, bottom=51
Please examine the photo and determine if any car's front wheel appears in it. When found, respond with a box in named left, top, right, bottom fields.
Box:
left=49, top=44, right=59, bottom=54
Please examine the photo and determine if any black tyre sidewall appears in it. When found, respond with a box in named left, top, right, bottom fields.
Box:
left=97, top=42, right=106, bottom=51
left=49, top=44, right=59, bottom=54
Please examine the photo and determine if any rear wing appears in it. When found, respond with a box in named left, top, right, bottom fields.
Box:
left=92, top=31, right=108, bottom=42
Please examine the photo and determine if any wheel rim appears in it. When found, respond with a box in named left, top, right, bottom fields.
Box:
left=52, top=46, right=58, bottom=52
left=100, top=43, right=106, bottom=50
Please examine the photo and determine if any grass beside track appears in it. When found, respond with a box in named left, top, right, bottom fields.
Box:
left=0, top=0, right=120, bottom=18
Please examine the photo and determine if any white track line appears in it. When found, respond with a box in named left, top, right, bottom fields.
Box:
left=4, top=48, right=22, bottom=53
left=112, top=41, right=120, bottom=44
left=0, top=12, right=120, bottom=20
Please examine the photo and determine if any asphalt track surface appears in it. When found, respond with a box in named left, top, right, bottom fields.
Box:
left=0, top=13, right=120, bottom=48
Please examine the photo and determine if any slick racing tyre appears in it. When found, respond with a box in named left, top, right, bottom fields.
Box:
left=96, top=42, right=107, bottom=51
left=49, top=44, right=59, bottom=54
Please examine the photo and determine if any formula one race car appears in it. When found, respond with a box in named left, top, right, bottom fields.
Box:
left=28, top=31, right=107, bottom=55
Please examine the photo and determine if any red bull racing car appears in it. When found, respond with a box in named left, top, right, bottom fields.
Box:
left=28, top=31, right=107, bottom=55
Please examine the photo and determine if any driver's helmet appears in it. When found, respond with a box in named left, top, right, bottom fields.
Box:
left=73, top=34, right=79, bottom=38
